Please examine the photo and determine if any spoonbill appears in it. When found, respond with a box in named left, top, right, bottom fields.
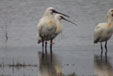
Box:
left=49, top=14, right=77, bottom=53
left=37, top=7, right=69, bottom=53
left=94, top=8, right=113, bottom=57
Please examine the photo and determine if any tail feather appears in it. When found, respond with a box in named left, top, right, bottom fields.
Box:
left=94, top=38, right=100, bottom=44
left=37, top=35, right=42, bottom=44
left=94, top=40, right=98, bottom=43
left=37, top=40, right=42, bottom=44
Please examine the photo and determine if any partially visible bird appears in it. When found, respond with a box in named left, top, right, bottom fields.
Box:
left=37, top=7, right=69, bottom=53
left=94, top=8, right=113, bottom=57
left=52, top=14, right=77, bottom=41
left=49, top=14, right=77, bottom=52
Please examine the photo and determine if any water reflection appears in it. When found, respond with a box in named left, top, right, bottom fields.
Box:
left=94, top=55, right=113, bottom=76
left=38, top=51, right=62, bottom=76
left=0, top=58, right=37, bottom=76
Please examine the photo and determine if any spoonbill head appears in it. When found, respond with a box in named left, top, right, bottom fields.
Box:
left=43, top=7, right=69, bottom=18
left=105, top=8, right=113, bottom=21
left=51, top=14, right=77, bottom=40
left=55, top=14, right=77, bottom=26
left=107, top=8, right=113, bottom=16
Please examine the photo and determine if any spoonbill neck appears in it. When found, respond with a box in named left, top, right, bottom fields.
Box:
left=56, top=19, right=62, bottom=25
left=108, top=16, right=113, bottom=23
left=107, top=21, right=113, bottom=28
left=55, top=20, right=62, bottom=33
left=107, top=16, right=113, bottom=27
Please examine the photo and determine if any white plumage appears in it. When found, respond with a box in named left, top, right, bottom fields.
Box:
left=51, top=14, right=63, bottom=40
left=94, top=8, right=113, bottom=56
left=51, top=14, right=77, bottom=42
left=37, top=7, right=70, bottom=52
left=94, top=23, right=113, bottom=43
left=37, top=7, right=56, bottom=43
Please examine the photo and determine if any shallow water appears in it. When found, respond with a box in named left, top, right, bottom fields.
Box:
left=0, top=0, right=113, bottom=76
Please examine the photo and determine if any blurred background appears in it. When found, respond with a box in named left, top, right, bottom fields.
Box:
left=0, top=0, right=113, bottom=76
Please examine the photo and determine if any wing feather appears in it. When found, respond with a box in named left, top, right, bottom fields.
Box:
left=94, top=24, right=104, bottom=43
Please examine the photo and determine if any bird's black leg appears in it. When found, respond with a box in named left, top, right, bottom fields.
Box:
left=45, top=41, right=47, bottom=55
left=50, top=39, right=53, bottom=54
left=50, top=39, right=53, bottom=63
left=42, top=39, right=44, bottom=53
left=100, top=42, right=103, bottom=61
left=105, top=41, right=108, bottom=62
left=100, top=42, right=103, bottom=56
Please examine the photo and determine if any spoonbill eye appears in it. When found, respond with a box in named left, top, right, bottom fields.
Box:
left=50, top=9, right=54, bottom=12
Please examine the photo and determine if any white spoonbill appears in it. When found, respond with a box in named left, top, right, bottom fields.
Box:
left=94, top=8, right=113, bottom=57
left=37, top=7, right=69, bottom=52
left=49, top=14, right=77, bottom=52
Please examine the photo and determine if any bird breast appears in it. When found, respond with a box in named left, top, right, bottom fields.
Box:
left=56, top=24, right=62, bottom=34
left=46, top=20, right=55, bottom=26
left=38, top=17, right=57, bottom=37
left=94, top=22, right=113, bottom=42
